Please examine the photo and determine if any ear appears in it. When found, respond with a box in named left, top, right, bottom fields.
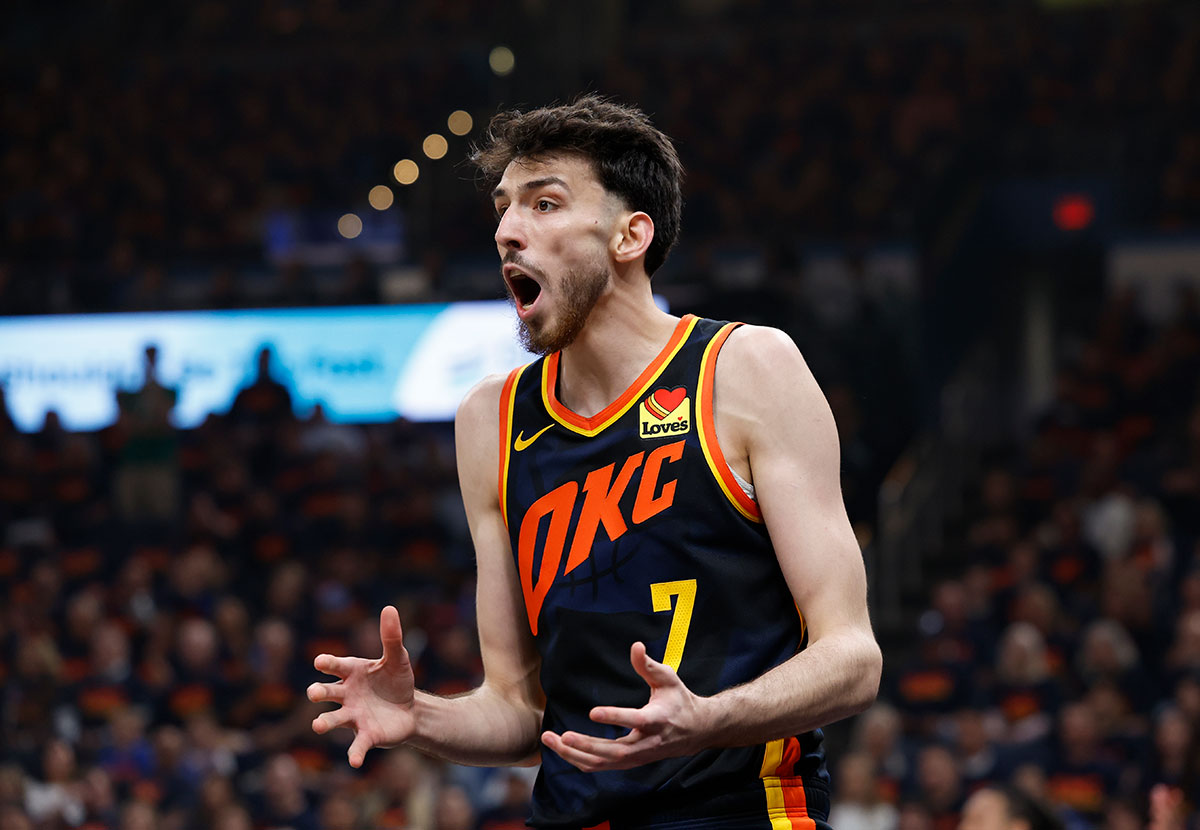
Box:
left=612, top=211, right=655, bottom=266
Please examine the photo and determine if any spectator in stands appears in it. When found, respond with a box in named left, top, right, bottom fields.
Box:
left=192, top=773, right=239, bottom=830
left=253, top=753, right=317, bottom=830
left=828, top=751, right=899, bottom=830
left=117, top=798, right=157, bottom=830
left=475, top=768, right=536, bottom=830
left=1174, top=670, right=1200, bottom=723
left=1082, top=680, right=1148, bottom=775
left=989, top=622, right=1060, bottom=748
left=953, top=708, right=1005, bottom=792
left=78, top=766, right=119, bottom=829
left=24, top=739, right=84, bottom=827
left=1167, top=609, right=1200, bottom=680
left=0, top=766, right=24, bottom=813
left=433, top=784, right=475, bottom=830
left=1008, top=583, right=1072, bottom=683
left=1075, top=618, right=1150, bottom=710
left=95, top=707, right=154, bottom=792
left=318, top=792, right=361, bottom=830
left=114, top=344, right=179, bottom=524
left=0, top=807, right=31, bottom=830
left=852, top=703, right=909, bottom=804
left=361, top=747, right=436, bottom=829
left=212, top=804, right=254, bottom=830
left=911, top=744, right=965, bottom=830
left=229, top=345, right=294, bottom=430
left=1043, top=702, right=1121, bottom=823
left=957, top=785, right=1063, bottom=830
left=1146, top=705, right=1197, bottom=794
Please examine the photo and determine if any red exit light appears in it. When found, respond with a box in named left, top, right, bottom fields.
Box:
left=1053, top=194, right=1095, bottom=231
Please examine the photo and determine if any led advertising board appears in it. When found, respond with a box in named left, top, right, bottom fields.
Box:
left=0, top=302, right=535, bottom=431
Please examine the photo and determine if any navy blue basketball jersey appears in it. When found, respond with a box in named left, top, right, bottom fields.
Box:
left=498, top=315, right=828, bottom=829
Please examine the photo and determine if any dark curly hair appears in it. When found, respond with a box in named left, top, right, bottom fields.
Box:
left=470, top=94, right=684, bottom=276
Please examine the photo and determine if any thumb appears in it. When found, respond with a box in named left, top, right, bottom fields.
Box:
left=630, top=641, right=676, bottom=688
left=379, top=605, right=406, bottom=660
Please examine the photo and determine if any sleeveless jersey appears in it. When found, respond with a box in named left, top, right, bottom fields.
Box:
left=498, top=315, right=828, bottom=829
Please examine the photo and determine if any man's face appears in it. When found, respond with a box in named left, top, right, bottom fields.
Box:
left=492, top=153, right=620, bottom=355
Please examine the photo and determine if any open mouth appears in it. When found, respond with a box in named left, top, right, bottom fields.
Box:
left=507, top=272, right=543, bottom=311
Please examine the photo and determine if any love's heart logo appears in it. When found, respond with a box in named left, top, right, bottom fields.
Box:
left=645, top=387, right=687, bottom=420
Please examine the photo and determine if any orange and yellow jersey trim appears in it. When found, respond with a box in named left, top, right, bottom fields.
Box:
left=696, top=322, right=763, bottom=523
left=760, top=738, right=819, bottom=830
left=497, top=363, right=531, bottom=532
left=541, top=314, right=699, bottom=437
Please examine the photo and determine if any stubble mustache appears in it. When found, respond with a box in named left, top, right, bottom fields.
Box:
left=501, top=251, right=546, bottom=284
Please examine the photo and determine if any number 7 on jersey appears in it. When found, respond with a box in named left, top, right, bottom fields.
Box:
left=650, top=579, right=697, bottom=672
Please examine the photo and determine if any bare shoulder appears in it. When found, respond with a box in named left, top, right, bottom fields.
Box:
left=454, top=372, right=511, bottom=502
left=455, top=371, right=508, bottom=431
left=715, top=325, right=827, bottom=426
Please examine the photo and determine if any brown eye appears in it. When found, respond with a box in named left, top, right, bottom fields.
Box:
left=536, top=199, right=554, bottom=212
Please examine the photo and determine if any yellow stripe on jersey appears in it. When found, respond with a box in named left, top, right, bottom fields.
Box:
left=760, top=741, right=791, bottom=829
left=760, top=738, right=784, bottom=777
left=763, top=777, right=795, bottom=830
left=498, top=364, right=529, bottom=531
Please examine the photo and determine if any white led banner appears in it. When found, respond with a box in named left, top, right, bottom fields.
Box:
left=0, top=302, right=535, bottom=431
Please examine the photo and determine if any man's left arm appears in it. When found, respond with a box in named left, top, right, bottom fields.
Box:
left=542, top=325, right=882, bottom=771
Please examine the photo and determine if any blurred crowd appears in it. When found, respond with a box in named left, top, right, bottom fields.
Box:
left=832, top=290, right=1200, bottom=830
left=1, top=1, right=1198, bottom=314
left=0, top=345, right=540, bottom=829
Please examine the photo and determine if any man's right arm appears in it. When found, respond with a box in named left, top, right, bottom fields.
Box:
left=308, top=374, right=545, bottom=768
left=408, top=373, right=545, bottom=765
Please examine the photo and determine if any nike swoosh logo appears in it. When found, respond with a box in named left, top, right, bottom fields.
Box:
left=514, top=424, right=553, bottom=452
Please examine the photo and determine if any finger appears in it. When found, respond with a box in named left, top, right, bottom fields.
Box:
left=347, top=733, right=374, bottom=769
left=306, top=681, right=345, bottom=703
left=542, top=731, right=627, bottom=772
left=589, top=705, right=649, bottom=731
left=312, top=708, right=353, bottom=735
left=629, top=641, right=678, bottom=688
left=313, top=653, right=357, bottom=678
left=563, top=726, right=662, bottom=763
left=379, top=605, right=407, bottom=661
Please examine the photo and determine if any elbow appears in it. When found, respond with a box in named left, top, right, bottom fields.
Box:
left=850, top=636, right=883, bottom=714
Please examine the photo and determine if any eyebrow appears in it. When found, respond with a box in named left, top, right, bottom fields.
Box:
left=491, top=176, right=571, bottom=201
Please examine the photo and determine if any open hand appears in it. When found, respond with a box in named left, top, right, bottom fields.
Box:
left=540, top=642, right=710, bottom=772
left=308, top=605, right=417, bottom=768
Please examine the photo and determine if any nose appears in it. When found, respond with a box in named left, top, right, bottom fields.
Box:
left=494, top=208, right=525, bottom=253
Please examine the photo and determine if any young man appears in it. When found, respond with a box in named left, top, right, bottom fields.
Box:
left=307, top=95, right=882, bottom=829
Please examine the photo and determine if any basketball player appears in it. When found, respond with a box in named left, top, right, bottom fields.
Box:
left=307, top=96, right=882, bottom=829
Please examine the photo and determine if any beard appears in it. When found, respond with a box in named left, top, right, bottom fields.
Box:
left=511, top=258, right=609, bottom=356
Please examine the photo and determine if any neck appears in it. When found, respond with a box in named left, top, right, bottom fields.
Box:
left=555, top=276, right=677, bottom=418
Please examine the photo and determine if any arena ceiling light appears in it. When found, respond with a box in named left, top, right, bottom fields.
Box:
left=393, top=159, right=419, bottom=185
